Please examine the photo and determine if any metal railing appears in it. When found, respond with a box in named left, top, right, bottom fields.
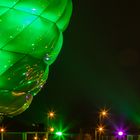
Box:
left=0, top=132, right=48, bottom=140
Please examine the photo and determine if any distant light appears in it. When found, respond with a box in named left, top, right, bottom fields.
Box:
left=0, top=128, right=4, bottom=132
left=118, top=131, right=123, bottom=136
left=48, top=111, right=55, bottom=119
left=97, top=125, right=105, bottom=133
left=56, top=132, right=62, bottom=136
left=49, top=112, right=54, bottom=117
left=99, top=127, right=103, bottom=131
left=102, top=111, right=106, bottom=116
left=50, top=127, right=54, bottom=132
left=34, top=136, right=38, bottom=140
left=100, top=109, right=108, bottom=117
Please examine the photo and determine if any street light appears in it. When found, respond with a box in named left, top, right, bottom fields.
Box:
left=0, top=128, right=4, bottom=132
left=0, top=127, right=5, bottom=140
left=99, top=108, right=109, bottom=124
left=46, top=110, right=56, bottom=140
left=95, top=108, right=109, bottom=140
left=34, top=133, right=38, bottom=140
left=49, top=127, right=54, bottom=132
left=99, top=127, right=103, bottom=132
left=97, top=125, right=105, bottom=133
left=48, top=111, right=55, bottom=119
left=97, top=125, right=105, bottom=140
left=118, top=131, right=123, bottom=136
left=116, top=129, right=126, bottom=137
left=101, top=111, right=107, bottom=116
left=47, top=110, right=55, bottom=129
left=34, top=136, right=38, bottom=140
left=95, top=125, right=105, bottom=140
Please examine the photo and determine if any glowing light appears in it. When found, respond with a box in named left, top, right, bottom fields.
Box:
left=49, top=127, right=54, bottom=132
left=116, top=127, right=126, bottom=137
left=0, top=128, right=4, bottom=132
left=99, top=127, right=103, bottom=131
left=56, top=132, right=62, bottom=136
left=48, top=111, right=55, bottom=119
left=100, top=109, right=108, bottom=117
left=34, top=136, right=38, bottom=140
left=97, top=125, right=105, bottom=133
left=98, top=127, right=104, bottom=132
left=0, top=0, right=72, bottom=116
left=32, top=8, right=36, bottom=11
left=102, top=111, right=107, bottom=116
left=118, top=131, right=123, bottom=136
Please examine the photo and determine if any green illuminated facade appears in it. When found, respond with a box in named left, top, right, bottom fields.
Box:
left=0, top=0, right=72, bottom=116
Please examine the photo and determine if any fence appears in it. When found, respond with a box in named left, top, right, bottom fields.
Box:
left=75, top=134, right=140, bottom=140
left=0, top=132, right=140, bottom=140
left=0, top=132, right=48, bottom=140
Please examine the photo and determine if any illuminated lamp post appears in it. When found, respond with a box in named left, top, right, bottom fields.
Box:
left=99, top=109, right=108, bottom=124
left=33, top=133, right=38, bottom=140
left=0, top=128, right=5, bottom=140
left=49, top=127, right=54, bottom=133
left=47, top=111, right=55, bottom=127
left=46, top=111, right=56, bottom=139
left=95, top=125, right=105, bottom=140
left=95, top=108, right=109, bottom=140
left=116, top=130, right=125, bottom=140
left=98, top=125, right=105, bottom=140
left=118, top=131, right=124, bottom=136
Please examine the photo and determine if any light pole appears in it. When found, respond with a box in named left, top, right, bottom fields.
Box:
left=0, top=128, right=5, bottom=140
left=95, top=108, right=109, bottom=140
left=47, top=110, right=55, bottom=140
left=99, top=109, right=108, bottom=124
left=98, top=126, right=104, bottom=140
left=95, top=129, right=97, bottom=140
left=47, top=111, right=55, bottom=128
left=95, top=125, right=105, bottom=140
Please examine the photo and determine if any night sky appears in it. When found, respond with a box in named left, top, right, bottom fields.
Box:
left=6, top=0, right=140, bottom=132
